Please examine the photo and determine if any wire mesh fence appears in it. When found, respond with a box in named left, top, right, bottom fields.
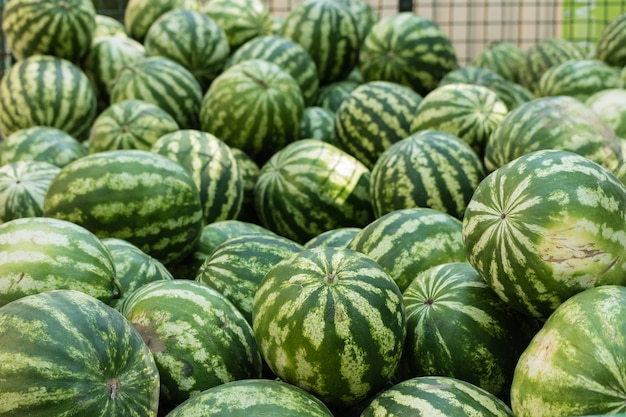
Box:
left=1, top=0, right=626, bottom=72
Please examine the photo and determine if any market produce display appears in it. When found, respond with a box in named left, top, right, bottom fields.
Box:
left=1, top=0, right=626, bottom=415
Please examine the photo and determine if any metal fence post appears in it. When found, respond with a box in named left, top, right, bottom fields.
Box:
left=399, top=0, right=413, bottom=12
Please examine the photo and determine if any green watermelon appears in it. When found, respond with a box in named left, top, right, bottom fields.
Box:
left=511, top=285, right=626, bottom=416
left=335, top=80, right=423, bottom=169
left=252, top=247, right=406, bottom=409
left=359, top=12, right=459, bottom=96
left=254, top=139, right=374, bottom=243
left=151, top=129, right=243, bottom=225
left=144, top=9, right=230, bottom=90
left=88, top=99, right=180, bottom=154
left=0, top=289, right=160, bottom=417
left=402, top=262, right=533, bottom=401
left=348, top=207, right=467, bottom=292
left=596, top=12, right=626, bottom=67
left=299, top=106, right=337, bottom=144
left=119, top=279, right=262, bottom=409
left=0, top=55, right=97, bottom=140
left=109, top=56, right=203, bottom=130
left=484, top=95, right=623, bottom=173
left=335, top=0, right=379, bottom=44
left=195, top=232, right=303, bottom=324
left=0, top=216, right=121, bottom=307
left=199, top=59, right=305, bottom=164
left=0, top=126, right=86, bottom=167
left=2, top=0, right=96, bottom=62
left=313, top=79, right=360, bottom=113
left=230, top=148, right=260, bottom=224
left=361, top=376, right=514, bottom=417
left=370, top=129, right=486, bottom=219
left=123, top=0, right=198, bottom=43
left=463, top=149, right=626, bottom=319
left=93, top=14, right=128, bottom=38
left=586, top=88, right=626, bottom=138
left=42, top=149, right=204, bottom=266
left=226, top=34, right=319, bottom=105
left=470, top=41, right=525, bottom=83
left=0, top=160, right=60, bottom=223
left=165, top=379, right=333, bottom=417
left=304, top=227, right=361, bottom=250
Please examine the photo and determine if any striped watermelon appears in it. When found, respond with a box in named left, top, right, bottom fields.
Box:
left=0, top=216, right=121, bottom=307
left=370, top=130, right=486, bottom=219
left=195, top=232, right=303, bottom=324
left=314, top=79, right=360, bottom=113
left=586, top=88, right=626, bottom=138
left=299, top=106, right=337, bottom=144
left=101, top=237, right=174, bottom=309
left=0, top=161, right=60, bottom=223
left=231, top=148, right=260, bottom=224
left=94, top=14, right=128, bottom=38
left=335, top=80, right=423, bottom=169
left=109, top=56, right=203, bottom=130
left=42, top=149, right=204, bottom=266
left=144, top=9, right=230, bottom=90
left=252, top=247, right=406, bottom=409
left=81, top=35, right=146, bottom=112
left=0, top=55, right=97, bottom=140
left=151, top=129, right=243, bottom=225
left=0, top=289, right=160, bottom=417
left=359, top=12, right=459, bottom=96
left=484, top=95, right=623, bottom=173
left=402, top=262, right=533, bottom=401
left=304, top=227, right=361, bottom=250
left=462, top=149, right=626, bottom=319
left=201, top=0, right=273, bottom=52
left=254, top=139, right=374, bottom=244
left=123, top=0, right=198, bottom=43
left=0, top=126, right=87, bottom=167
left=226, top=35, right=319, bottom=105
left=88, top=99, right=180, bottom=154
left=348, top=207, right=467, bottom=292
left=470, top=41, right=525, bottom=84
left=165, top=379, right=334, bottom=417
left=199, top=59, right=304, bottom=164
left=410, top=83, right=508, bottom=157
left=535, top=59, right=621, bottom=101
left=596, top=12, right=626, bottom=67
left=518, top=38, right=585, bottom=93
left=2, top=0, right=96, bottom=62
left=119, top=279, right=263, bottom=409
left=511, top=285, right=626, bottom=417
left=280, top=0, right=360, bottom=85
left=361, top=376, right=514, bottom=417
left=335, top=0, right=379, bottom=44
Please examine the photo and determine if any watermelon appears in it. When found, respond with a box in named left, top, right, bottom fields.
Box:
left=42, top=149, right=204, bottom=266
left=151, top=129, right=243, bottom=225
left=484, top=95, right=623, bottom=173
left=101, top=237, right=174, bottom=309
left=280, top=0, right=360, bottom=84
left=361, top=376, right=514, bottom=417
left=0, top=126, right=86, bottom=167
left=226, top=34, right=319, bottom=105
left=334, top=80, right=423, bottom=169
left=535, top=59, right=621, bottom=102
left=81, top=35, right=146, bottom=112
left=586, top=88, right=626, bottom=138
left=0, top=161, right=60, bottom=223
left=109, top=56, right=203, bottom=130
left=299, top=106, right=337, bottom=144
left=0, top=289, right=160, bottom=417
left=230, top=148, right=260, bottom=224
left=370, top=130, right=486, bottom=219
left=2, top=0, right=96, bottom=62
left=511, top=285, right=626, bottom=417
left=165, top=379, right=333, bottom=417
left=402, top=262, right=533, bottom=401
left=596, top=12, right=626, bottom=67
left=252, top=247, right=406, bottom=408
left=254, top=139, right=374, bottom=244
left=200, top=0, right=273, bottom=52
left=119, top=279, right=263, bottom=409
left=93, top=14, right=128, bottom=38
left=359, top=12, right=459, bottom=96
left=123, top=0, right=198, bottom=43
left=0, top=216, right=121, bottom=307
left=462, top=149, right=626, bottom=319
left=335, top=0, right=379, bottom=44
left=88, top=99, right=180, bottom=154
left=348, top=207, right=467, bottom=292
left=199, top=59, right=304, bottom=164
left=304, top=227, right=361, bottom=250
left=195, top=232, right=303, bottom=324
left=313, top=79, right=360, bottom=113
left=0, top=55, right=97, bottom=140
left=470, top=41, right=525, bottom=84
left=410, top=83, right=508, bottom=157
left=144, top=9, right=230, bottom=90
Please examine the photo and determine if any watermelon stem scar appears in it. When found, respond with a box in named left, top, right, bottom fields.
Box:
left=107, top=378, right=121, bottom=399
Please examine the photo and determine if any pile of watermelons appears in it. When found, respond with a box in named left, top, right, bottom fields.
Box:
left=0, top=0, right=625, bottom=416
